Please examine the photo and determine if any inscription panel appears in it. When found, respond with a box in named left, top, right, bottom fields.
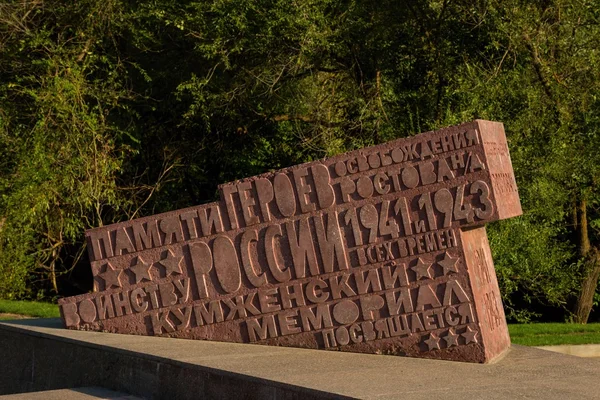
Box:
left=461, top=226, right=510, bottom=360
left=60, top=120, right=521, bottom=363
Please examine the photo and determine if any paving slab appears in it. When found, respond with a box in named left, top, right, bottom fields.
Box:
left=1, top=318, right=600, bottom=399
left=536, top=344, right=600, bottom=358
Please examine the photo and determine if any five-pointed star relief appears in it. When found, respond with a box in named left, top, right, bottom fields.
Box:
left=462, top=326, right=478, bottom=344
left=443, top=328, right=459, bottom=347
left=411, top=257, right=432, bottom=280
left=99, top=262, right=122, bottom=289
left=130, top=256, right=152, bottom=283
left=158, top=249, right=183, bottom=276
left=424, top=333, right=441, bottom=351
left=438, top=251, right=459, bottom=275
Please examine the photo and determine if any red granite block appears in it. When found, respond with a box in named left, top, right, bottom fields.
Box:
left=59, top=120, right=521, bottom=363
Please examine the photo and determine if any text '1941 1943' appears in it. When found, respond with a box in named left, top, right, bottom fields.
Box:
left=59, top=119, right=522, bottom=363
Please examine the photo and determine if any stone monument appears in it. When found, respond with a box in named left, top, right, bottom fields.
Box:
left=59, top=120, right=521, bottom=363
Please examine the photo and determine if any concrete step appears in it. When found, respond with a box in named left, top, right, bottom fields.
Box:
left=536, top=343, right=600, bottom=358
left=1, top=318, right=600, bottom=399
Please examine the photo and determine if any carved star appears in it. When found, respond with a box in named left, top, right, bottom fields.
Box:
left=462, top=326, right=478, bottom=344
left=424, top=332, right=441, bottom=351
left=130, top=256, right=152, bottom=284
left=99, top=262, right=122, bottom=289
left=443, top=328, right=459, bottom=347
left=438, top=252, right=459, bottom=275
left=412, top=257, right=432, bottom=280
left=158, top=250, right=182, bottom=276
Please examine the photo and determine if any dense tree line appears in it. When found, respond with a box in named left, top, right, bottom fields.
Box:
left=1, top=0, right=599, bottom=323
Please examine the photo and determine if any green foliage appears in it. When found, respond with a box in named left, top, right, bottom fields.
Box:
left=447, top=0, right=600, bottom=321
left=0, top=1, right=137, bottom=298
left=0, top=0, right=599, bottom=322
left=489, top=219, right=578, bottom=322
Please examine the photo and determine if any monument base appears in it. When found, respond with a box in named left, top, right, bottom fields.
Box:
left=1, top=319, right=599, bottom=399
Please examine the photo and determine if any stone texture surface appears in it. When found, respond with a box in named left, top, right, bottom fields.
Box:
left=2, top=319, right=600, bottom=400
left=59, top=120, right=522, bottom=363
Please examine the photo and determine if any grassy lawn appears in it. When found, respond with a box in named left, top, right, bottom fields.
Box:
left=0, top=299, right=60, bottom=319
left=509, top=323, right=600, bottom=346
left=0, top=299, right=599, bottom=348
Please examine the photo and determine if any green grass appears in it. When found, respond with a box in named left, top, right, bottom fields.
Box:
left=0, top=300, right=599, bottom=347
left=0, top=299, right=60, bottom=319
left=509, top=323, right=600, bottom=346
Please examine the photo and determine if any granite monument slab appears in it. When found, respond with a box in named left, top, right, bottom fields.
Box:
left=59, top=120, right=521, bottom=363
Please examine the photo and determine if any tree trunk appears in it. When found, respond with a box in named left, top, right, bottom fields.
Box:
left=573, top=199, right=600, bottom=323
left=574, top=250, right=600, bottom=323
left=50, top=247, right=59, bottom=295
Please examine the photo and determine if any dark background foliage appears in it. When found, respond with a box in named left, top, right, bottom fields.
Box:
left=1, top=0, right=599, bottom=322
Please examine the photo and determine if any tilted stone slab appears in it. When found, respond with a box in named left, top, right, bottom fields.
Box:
left=59, top=120, right=521, bottom=363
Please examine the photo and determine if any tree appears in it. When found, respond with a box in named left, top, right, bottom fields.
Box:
left=0, top=0, right=149, bottom=297
left=448, top=0, right=600, bottom=322
left=1, top=0, right=598, bottom=325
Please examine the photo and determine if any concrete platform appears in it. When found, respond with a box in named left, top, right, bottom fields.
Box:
left=537, top=343, right=600, bottom=358
left=1, top=319, right=600, bottom=400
